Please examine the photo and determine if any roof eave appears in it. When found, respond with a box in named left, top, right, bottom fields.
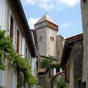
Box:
left=61, top=34, right=83, bottom=66
left=7, top=0, right=36, bottom=57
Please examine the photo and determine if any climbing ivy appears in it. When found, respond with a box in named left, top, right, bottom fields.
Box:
left=0, top=30, right=37, bottom=85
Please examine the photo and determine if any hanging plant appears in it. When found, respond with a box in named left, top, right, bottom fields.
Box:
left=11, top=54, right=38, bottom=85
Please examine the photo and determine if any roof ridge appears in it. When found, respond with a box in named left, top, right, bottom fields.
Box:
left=35, top=14, right=56, bottom=25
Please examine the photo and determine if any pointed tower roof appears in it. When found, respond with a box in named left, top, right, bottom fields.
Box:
left=35, top=13, right=56, bottom=25
left=35, top=14, right=58, bottom=31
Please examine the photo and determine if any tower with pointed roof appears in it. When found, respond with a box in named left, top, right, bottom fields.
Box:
left=34, top=14, right=58, bottom=57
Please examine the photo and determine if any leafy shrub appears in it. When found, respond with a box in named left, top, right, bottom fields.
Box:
left=41, top=58, right=52, bottom=68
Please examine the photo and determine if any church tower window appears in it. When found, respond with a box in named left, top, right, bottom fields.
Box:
left=50, top=36, right=54, bottom=41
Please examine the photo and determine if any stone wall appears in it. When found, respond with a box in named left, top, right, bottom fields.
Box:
left=36, top=27, right=57, bottom=57
left=81, top=0, right=88, bottom=87
left=66, top=40, right=83, bottom=88
left=74, top=40, right=83, bottom=88
left=36, top=28, right=47, bottom=56
left=56, top=35, right=64, bottom=61
left=46, top=27, right=57, bottom=57
left=67, top=50, right=74, bottom=88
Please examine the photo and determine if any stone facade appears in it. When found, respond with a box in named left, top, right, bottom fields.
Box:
left=35, top=14, right=61, bottom=88
left=56, top=35, right=64, bottom=61
left=35, top=28, right=48, bottom=56
left=74, top=41, right=83, bottom=88
left=81, top=0, right=88, bottom=87
left=66, top=52, right=74, bottom=88
left=35, top=14, right=58, bottom=58
left=47, top=28, right=57, bottom=57
left=35, top=27, right=57, bottom=57
left=65, top=40, right=83, bottom=88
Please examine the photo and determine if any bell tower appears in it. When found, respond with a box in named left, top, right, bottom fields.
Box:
left=34, top=14, right=58, bottom=57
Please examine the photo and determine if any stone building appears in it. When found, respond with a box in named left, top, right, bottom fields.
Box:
left=35, top=14, right=58, bottom=57
left=81, top=0, right=88, bottom=87
left=61, top=34, right=83, bottom=88
left=34, top=14, right=64, bottom=88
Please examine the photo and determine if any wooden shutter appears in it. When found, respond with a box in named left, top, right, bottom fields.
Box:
left=17, top=30, right=19, bottom=53
left=10, top=16, right=14, bottom=40
left=65, top=65, right=70, bottom=82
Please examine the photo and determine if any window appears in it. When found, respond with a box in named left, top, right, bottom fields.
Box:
left=81, top=81, right=86, bottom=88
left=16, top=30, right=19, bottom=53
left=83, top=0, right=87, bottom=3
left=25, top=47, right=27, bottom=58
left=39, top=36, right=42, bottom=42
left=7, top=10, right=11, bottom=36
left=10, top=16, right=14, bottom=40
left=50, top=36, right=54, bottom=41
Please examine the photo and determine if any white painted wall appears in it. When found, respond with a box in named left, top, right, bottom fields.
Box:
left=0, top=0, right=8, bottom=87
left=0, top=0, right=8, bottom=30
left=0, top=0, right=37, bottom=88
left=22, top=37, right=25, bottom=57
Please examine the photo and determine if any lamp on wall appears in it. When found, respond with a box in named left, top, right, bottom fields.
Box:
left=83, top=0, right=87, bottom=3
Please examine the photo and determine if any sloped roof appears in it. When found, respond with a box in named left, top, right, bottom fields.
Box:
left=66, top=33, right=83, bottom=43
left=38, top=68, right=48, bottom=75
left=35, top=14, right=56, bottom=25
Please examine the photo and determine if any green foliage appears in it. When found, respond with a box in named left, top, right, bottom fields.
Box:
left=0, top=30, right=37, bottom=85
left=50, top=63, right=61, bottom=68
left=57, top=78, right=67, bottom=88
left=0, top=64, right=6, bottom=70
left=41, top=58, right=53, bottom=68
left=11, top=54, right=37, bottom=85
left=0, top=30, right=13, bottom=70
left=0, top=30, right=13, bottom=53
left=0, top=30, right=6, bottom=39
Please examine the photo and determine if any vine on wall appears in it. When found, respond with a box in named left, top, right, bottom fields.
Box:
left=0, top=30, right=37, bottom=85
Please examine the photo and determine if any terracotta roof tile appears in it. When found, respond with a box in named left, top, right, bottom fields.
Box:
left=38, top=68, right=47, bottom=73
